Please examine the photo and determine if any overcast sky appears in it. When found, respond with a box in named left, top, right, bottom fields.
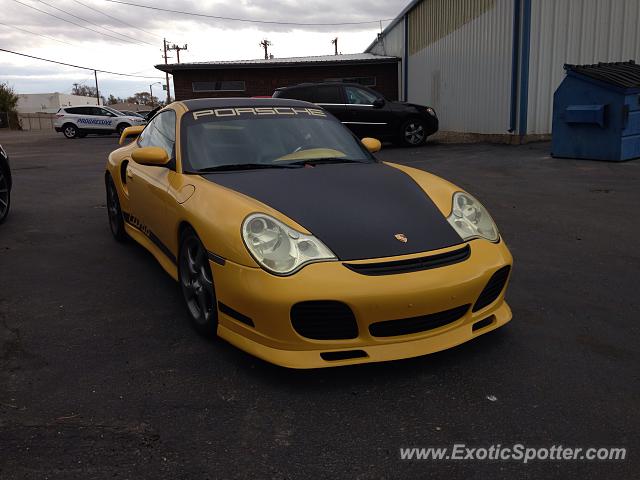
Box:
left=1, top=0, right=406, bottom=100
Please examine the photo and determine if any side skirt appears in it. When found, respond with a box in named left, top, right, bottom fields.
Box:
left=123, top=222, right=179, bottom=281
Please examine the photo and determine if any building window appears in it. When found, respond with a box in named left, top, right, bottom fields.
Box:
left=325, top=77, right=377, bottom=87
left=192, top=81, right=246, bottom=92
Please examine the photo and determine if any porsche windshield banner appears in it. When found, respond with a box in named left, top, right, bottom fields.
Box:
left=192, top=107, right=327, bottom=120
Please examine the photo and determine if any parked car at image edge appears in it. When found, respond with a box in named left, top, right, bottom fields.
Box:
left=0, top=144, right=11, bottom=224
left=105, top=98, right=512, bottom=368
left=273, top=82, right=439, bottom=146
left=119, top=110, right=147, bottom=119
left=54, top=105, right=147, bottom=139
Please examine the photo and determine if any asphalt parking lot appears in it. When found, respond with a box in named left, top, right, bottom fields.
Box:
left=0, top=132, right=638, bottom=479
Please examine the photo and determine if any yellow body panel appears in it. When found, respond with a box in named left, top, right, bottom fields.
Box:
left=106, top=102, right=513, bottom=368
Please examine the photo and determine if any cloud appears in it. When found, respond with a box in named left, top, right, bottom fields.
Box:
left=1, top=0, right=406, bottom=97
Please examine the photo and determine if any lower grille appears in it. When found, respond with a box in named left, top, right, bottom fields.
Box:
left=291, top=301, right=358, bottom=340
left=369, top=304, right=470, bottom=338
left=473, top=266, right=511, bottom=312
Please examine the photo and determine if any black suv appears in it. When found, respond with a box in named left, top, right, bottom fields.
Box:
left=273, top=82, right=438, bottom=146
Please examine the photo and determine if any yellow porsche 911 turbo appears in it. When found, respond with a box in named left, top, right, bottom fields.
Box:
left=105, top=98, right=513, bottom=368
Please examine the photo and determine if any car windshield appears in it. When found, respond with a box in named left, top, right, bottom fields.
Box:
left=181, top=106, right=374, bottom=172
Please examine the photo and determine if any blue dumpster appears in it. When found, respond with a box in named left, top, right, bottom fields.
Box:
left=551, top=60, right=640, bottom=161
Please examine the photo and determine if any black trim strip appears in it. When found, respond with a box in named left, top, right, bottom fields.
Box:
left=207, top=251, right=226, bottom=265
left=123, top=211, right=177, bottom=265
left=149, top=232, right=177, bottom=265
left=218, top=302, right=255, bottom=327
left=343, top=244, right=470, bottom=276
left=320, top=350, right=368, bottom=361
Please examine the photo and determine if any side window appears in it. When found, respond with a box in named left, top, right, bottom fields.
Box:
left=138, top=110, right=176, bottom=158
left=72, top=107, right=92, bottom=115
left=64, top=107, right=80, bottom=114
left=99, top=108, right=116, bottom=117
left=313, top=86, right=343, bottom=104
left=344, top=86, right=378, bottom=105
left=285, top=87, right=314, bottom=102
left=91, top=107, right=109, bottom=116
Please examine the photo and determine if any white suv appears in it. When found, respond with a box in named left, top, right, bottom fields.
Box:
left=54, top=106, right=147, bottom=139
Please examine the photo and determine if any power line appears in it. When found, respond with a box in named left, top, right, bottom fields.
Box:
left=102, top=0, right=394, bottom=26
left=36, top=0, right=154, bottom=46
left=0, top=21, right=74, bottom=46
left=0, top=47, right=165, bottom=79
left=12, top=0, right=148, bottom=47
left=70, top=0, right=162, bottom=41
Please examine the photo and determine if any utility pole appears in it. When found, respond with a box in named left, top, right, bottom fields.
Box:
left=162, top=38, right=171, bottom=104
left=331, top=37, right=338, bottom=55
left=168, top=43, right=188, bottom=64
left=259, top=39, right=271, bottom=60
left=149, top=82, right=161, bottom=107
left=94, top=70, right=100, bottom=105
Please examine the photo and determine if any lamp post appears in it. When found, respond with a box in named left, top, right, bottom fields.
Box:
left=149, top=82, right=161, bottom=106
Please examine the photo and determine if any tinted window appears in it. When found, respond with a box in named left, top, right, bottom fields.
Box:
left=344, top=86, right=379, bottom=105
left=138, top=110, right=176, bottom=157
left=282, top=87, right=314, bottom=102
left=64, top=107, right=82, bottom=114
left=313, top=86, right=342, bottom=104
left=325, top=76, right=377, bottom=87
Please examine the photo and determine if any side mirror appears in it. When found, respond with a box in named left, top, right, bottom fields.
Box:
left=373, top=98, right=385, bottom=108
left=361, top=137, right=382, bottom=153
left=119, top=125, right=145, bottom=145
left=131, top=146, right=170, bottom=167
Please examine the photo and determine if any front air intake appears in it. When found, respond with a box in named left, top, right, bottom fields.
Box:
left=291, top=301, right=358, bottom=340
left=472, top=266, right=511, bottom=312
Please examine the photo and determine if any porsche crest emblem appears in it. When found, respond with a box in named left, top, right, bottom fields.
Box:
left=394, top=233, right=408, bottom=243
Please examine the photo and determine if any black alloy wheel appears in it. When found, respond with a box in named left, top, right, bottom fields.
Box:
left=179, top=229, right=218, bottom=336
left=106, top=176, right=127, bottom=241
left=0, top=167, right=10, bottom=223
left=401, top=118, right=428, bottom=146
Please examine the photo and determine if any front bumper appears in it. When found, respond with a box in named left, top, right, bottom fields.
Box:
left=212, top=239, right=513, bottom=368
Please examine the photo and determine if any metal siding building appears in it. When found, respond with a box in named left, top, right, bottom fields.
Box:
left=367, top=0, right=640, bottom=138
left=527, top=0, right=640, bottom=134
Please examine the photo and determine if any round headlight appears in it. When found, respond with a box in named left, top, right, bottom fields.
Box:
left=447, top=192, right=499, bottom=242
left=242, top=213, right=336, bottom=275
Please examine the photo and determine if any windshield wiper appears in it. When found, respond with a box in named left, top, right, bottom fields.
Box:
left=285, top=157, right=370, bottom=166
left=191, top=163, right=301, bottom=173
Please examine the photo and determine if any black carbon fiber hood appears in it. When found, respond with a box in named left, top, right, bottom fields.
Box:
left=204, top=162, right=462, bottom=261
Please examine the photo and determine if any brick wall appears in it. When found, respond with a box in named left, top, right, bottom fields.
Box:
left=171, top=62, right=399, bottom=101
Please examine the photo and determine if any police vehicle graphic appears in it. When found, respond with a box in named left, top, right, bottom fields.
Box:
left=54, top=105, right=147, bottom=139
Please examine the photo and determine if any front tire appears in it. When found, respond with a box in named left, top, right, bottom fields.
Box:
left=62, top=123, right=78, bottom=139
left=179, top=229, right=218, bottom=337
left=105, top=175, right=127, bottom=242
left=0, top=166, right=10, bottom=224
left=400, top=118, right=428, bottom=146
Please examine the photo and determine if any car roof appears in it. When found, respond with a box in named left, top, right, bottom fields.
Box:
left=276, top=82, right=365, bottom=90
left=180, top=97, right=316, bottom=110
